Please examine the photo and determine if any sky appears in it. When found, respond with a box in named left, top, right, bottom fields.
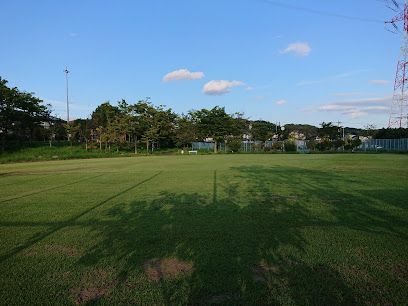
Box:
left=1, top=0, right=401, bottom=128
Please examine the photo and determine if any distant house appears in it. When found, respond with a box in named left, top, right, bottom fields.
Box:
left=289, top=131, right=306, bottom=140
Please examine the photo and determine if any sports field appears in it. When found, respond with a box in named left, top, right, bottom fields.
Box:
left=0, top=154, right=407, bottom=305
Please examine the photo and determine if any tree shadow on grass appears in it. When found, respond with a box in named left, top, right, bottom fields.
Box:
left=75, top=165, right=408, bottom=305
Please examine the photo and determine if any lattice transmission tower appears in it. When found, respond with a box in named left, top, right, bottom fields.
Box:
left=385, top=0, right=408, bottom=128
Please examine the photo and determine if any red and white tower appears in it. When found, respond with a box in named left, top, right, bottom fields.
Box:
left=386, top=0, right=408, bottom=128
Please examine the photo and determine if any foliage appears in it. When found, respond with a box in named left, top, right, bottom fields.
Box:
left=316, top=138, right=333, bottom=151
left=319, top=122, right=340, bottom=140
left=284, top=124, right=318, bottom=140
left=3, top=75, right=408, bottom=155
left=283, top=140, right=296, bottom=152
left=251, top=120, right=276, bottom=141
left=375, top=128, right=408, bottom=139
left=344, top=138, right=362, bottom=151
left=190, top=106, right=240, bottom=153
left=0, top=77, right=51, bottom=151
left=226, top=136, right=242, bottom=152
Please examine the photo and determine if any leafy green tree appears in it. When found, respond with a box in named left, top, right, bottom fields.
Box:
left=227, top=136, right=242, bottom=152
left=250, top=120, right=275, bottom=141
left=0, top=77, right=50, bottom=151
left=174, top=114, right=197, bottom=148
left=375, top=128, right=408, bottom=139
left=319, top=122, right=340, bottom=140
left=190, top=106, right=235, bottom=153
left=91, top=102, right=119, bottom=128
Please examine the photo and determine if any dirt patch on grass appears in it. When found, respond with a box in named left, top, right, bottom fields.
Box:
left=252, top=261, right=280, bottom=283
left=71, top=269, right=116, bottom=305
left=143, top=258, right=194, bottom=282
left=354, top=247, right=366, bottom=259
left=339, top=265, right=392, bottom=305
left=44, top=244, right=79, bottom=257
left=391, top=263, right=408, bottom=282
left=71, top=287, right=109, bottom=305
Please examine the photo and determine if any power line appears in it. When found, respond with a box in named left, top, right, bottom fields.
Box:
left=261, top=0, right=384, bottom=24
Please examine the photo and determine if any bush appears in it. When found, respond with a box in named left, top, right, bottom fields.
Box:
left=227, top=137, right=242, bottom=152
left=284, top=140, right=296, bottom=152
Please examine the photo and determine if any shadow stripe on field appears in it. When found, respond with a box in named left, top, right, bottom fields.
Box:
left=0, top=171, right=162, bottom=263
left=0, top=173, right=105, bottom=204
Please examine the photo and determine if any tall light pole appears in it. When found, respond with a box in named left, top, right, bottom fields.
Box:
left=64, top=67, right=70, bottom=124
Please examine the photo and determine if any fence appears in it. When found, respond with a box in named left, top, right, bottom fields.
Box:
left=358, top=138, right=408, bottom=151
left=192, top=141, right=286, bottom=152
left=191, top=142, right=215, bottom=151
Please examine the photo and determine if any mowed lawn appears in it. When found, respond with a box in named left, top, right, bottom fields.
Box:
left=0, top=154, right=407, bottom=305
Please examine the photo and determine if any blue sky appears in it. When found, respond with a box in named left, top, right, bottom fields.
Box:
left=1, top=0, right=399, bottom=128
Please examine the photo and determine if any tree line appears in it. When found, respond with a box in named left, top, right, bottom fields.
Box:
left=1, top=76, right=408, bottom=153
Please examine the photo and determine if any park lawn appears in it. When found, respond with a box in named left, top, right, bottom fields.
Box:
left=0, top=154, right=407, bottom=305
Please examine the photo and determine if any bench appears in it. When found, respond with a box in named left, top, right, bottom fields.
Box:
left=188, top=150, right=198, bottom=155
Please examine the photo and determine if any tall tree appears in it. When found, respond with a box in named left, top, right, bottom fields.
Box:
left=250, top=120, right=275, bottom=141
left=0, top=77, right=50, bottom=151
left=174, top=114, right=197, bottom=148
left=319, top=122, right=340, bottom=140
left=190, top=106, right=235, bottom=153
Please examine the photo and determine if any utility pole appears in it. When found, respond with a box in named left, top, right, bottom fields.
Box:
left=385, top=0, right=408, bottom=128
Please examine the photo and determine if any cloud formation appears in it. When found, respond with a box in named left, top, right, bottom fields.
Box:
left=281, top=42, right=311, bottom=57
left=317, top=96, right=391, bottom=118
left=369, top=79, right=390, bottom=86
left=203, top=80, right=244, bottom=95
left=163, top=69, right=204, bottom=82
left=275, top=99, right=287, bottom=105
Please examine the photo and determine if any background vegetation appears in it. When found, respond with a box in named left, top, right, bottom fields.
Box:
left=2, top=76, right=408, bottom=160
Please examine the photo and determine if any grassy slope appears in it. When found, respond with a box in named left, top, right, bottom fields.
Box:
left=0, top=146, right=180, bottom=164
left=0, top=154, right=407, bottom=305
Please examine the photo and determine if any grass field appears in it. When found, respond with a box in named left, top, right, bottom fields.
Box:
left=0, top=154, right=407, bottom=305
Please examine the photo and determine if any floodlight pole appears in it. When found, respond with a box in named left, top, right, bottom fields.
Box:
left=64, top=67, right=70, bottom=124
left=337, top=120, right=345, bottom=151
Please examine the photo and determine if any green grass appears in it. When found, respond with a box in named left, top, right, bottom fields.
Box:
left=0, top=146, right=182, bottom=164
left=0, top=154, right=407, bottom=305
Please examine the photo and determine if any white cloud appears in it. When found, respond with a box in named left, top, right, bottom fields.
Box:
left=281, top=42, right=311, bottom=57
left=316, top=96, right=392, bottom=118
left=275, top=99, right=287, bottom=105
left=163, top=69, right=204, bottom=82
left=203, top=80, right=244, bottom=95
left=369, top=79, right=390, bottom=86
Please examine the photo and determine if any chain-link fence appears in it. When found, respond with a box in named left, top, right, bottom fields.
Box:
left=358, top=138, right=408, bottom=151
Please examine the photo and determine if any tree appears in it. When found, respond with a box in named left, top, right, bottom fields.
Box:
left=190, top=106, right=235, bottom=153
left=0, top=77, right=50, bottom=152
left=91, top=102, right=119, bottom=128
left=250, top=120, right=275, bottom=142
left=174, top=114, right=197, bottom=148
left=226, top=136, right=242, bottom=152
left=374, top=128, right=408, bottom=139
left=319, top=122, right=339, bottom=140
